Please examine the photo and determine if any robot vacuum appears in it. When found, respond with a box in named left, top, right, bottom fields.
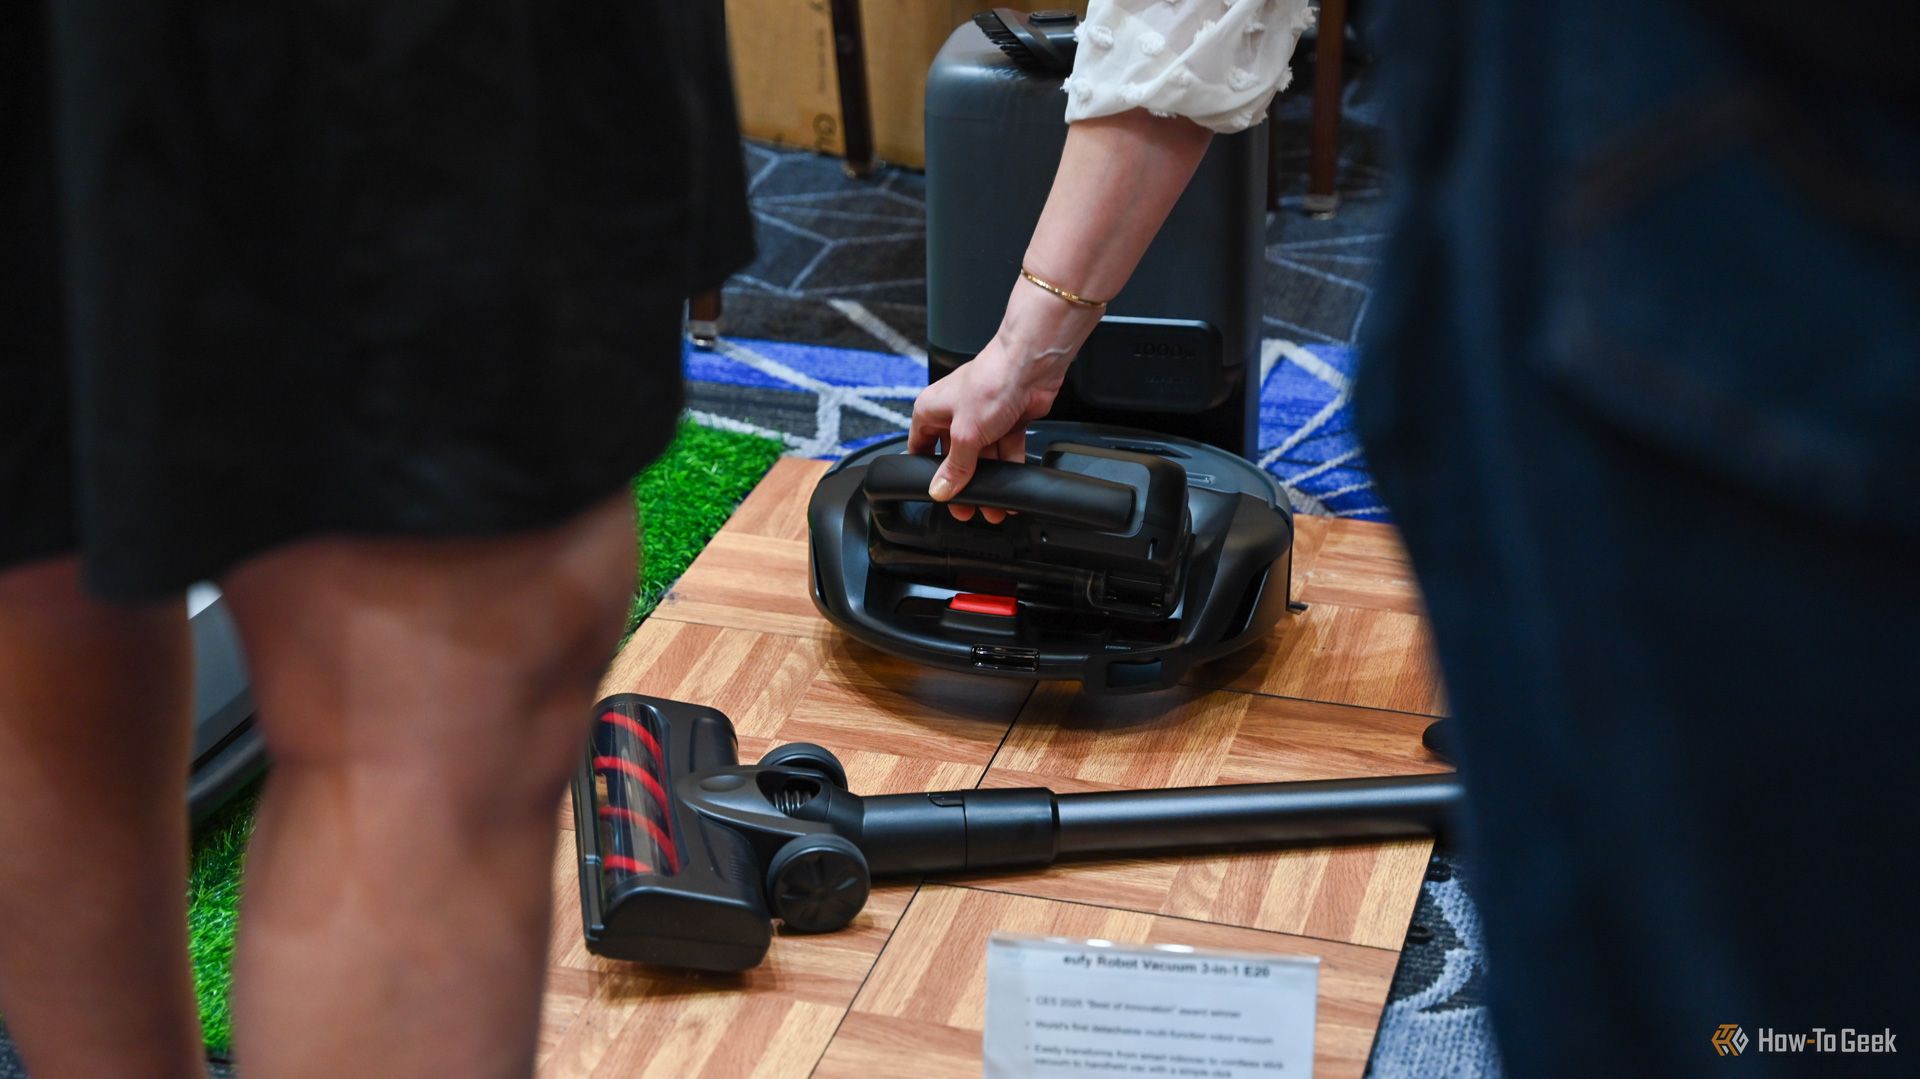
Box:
left=808, top=422, right=1298, bottom=694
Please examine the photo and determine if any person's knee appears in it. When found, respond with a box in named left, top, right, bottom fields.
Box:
left=224, top=492, right=636, bottom=824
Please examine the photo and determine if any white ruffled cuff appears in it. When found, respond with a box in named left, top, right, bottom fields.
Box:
left=1062, top=0, right=1314, bottom=134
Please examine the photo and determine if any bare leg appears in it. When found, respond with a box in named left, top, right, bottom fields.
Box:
left=221, top=492, right=635, bottom=1079
left=0, top=559, right=202, bottom=1078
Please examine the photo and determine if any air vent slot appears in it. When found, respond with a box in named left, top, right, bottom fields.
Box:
left=1102, top=574, right=1164, bottom=608
left=1107, top=443, right=1189, bottom=459
left=762, top=775, right=823, bottom=816
left=1224, top=566, right=1273, bottom=637
left=972, top=645, right=1039, bottom=672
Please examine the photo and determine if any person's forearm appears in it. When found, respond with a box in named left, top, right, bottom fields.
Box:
left=1023, top=110, right=1215, bottom=307
left=915, top=109, right=1216, bottom=504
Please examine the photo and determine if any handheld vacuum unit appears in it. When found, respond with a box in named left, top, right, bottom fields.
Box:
left=573, top=694, right=1460, bottom=972
left=809, top=421, right=1297, bottom=694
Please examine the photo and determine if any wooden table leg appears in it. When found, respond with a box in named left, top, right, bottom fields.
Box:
left=1305, top=0, right=1347, bottom=218
left=688, top=289, right=723, bottom=349
left=828, top=0, right=875, bottom=178
left=1267, top=96, right=1285, bottom=212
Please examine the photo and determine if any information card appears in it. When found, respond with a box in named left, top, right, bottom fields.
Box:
left=983, top=934, right=1320, bottom=1078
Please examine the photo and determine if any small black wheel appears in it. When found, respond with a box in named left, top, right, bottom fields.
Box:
left=766, top=833, right=870, bottom=934
left=759, top=742, right=848, bottom=789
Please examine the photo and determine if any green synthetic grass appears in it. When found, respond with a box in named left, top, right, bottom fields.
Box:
left=187, top=785, right=258, bottom=1053
left=184, top=421, right=784, bottom=1051
left=627, top=420, right=787, bottom=634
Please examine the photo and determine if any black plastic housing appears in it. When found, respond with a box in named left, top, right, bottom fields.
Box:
left=572, top=695, right=772, bottom=971
left=865, top=444, right=1191, bottom=617
left=972, top=8, right=1079, bottom=74
left=809, top=422, right=1295, bottom=693
left=187, top=586, right=266, bottom=823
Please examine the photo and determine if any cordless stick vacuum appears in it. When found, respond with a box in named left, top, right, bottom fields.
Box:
left=573, top=694, right=1459, bottom=972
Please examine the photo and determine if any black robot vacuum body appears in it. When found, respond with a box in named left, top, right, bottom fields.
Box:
left=809, top=422, right=1295, bottom=694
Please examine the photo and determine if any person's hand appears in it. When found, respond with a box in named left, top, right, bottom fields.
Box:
left=909, top=338, right=1064, bottom=523
left=908, top=281, right=1099, bottom=522
left=906, top=109, right=1210, bottom=522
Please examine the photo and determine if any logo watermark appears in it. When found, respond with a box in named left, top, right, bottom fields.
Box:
left=1714, top=1024, right=1898, bottom=1057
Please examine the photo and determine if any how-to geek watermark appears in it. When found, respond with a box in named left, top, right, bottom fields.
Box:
left=1713, top=1024, right=1898, bottom=1058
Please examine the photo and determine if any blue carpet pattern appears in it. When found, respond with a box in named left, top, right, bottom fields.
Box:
left=684, top=334, right=1383, bottom=519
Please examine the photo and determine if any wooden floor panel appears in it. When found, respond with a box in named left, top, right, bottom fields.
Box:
left=970, top=683, right=1445, bottom=949
left=1289, top=514, right=1425, bottom=614
left=813, top=887, right=1399, bottom=1079
left=541, top=455, right=1450, bottom=1075
left=540, top=843, right=915, bottom=1077
left=654, top=532, right=825, bottom=639
left=600, top=619, right=1031, bottom=785
left=1189, top=603, right=1446, bottom=716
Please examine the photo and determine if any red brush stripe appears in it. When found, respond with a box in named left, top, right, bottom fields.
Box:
left=591, top=755, right=672, bottom=815
left=599, top=711, right=665, bottom=762
left=597, top=806, right=680, bottom=871
left=601, top=854, right=653, bottom=875
left=600, top=712, right=647, bottom=738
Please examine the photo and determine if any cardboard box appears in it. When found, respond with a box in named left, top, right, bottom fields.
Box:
left=725, top=1, right=1086, bottom=168
left=725, top=0, right=846, bottom=157
left=861, top=1, right=1089, bottom=168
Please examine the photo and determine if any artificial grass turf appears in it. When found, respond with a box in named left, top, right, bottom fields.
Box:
left=184, top=420, right=785, bottom=1051
left=187, top=786, right=257, bottom=1054
left=626, top=419, right=787, bottom=635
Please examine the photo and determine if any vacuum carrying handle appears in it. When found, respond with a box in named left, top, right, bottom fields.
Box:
left=862, top=454, right=1135, bottom=531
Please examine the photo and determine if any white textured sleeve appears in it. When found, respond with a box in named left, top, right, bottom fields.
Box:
left=1062, top=0, right=1314, bottom=134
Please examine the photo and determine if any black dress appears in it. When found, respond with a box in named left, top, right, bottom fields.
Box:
left=1, top=1, right=753, bottom=599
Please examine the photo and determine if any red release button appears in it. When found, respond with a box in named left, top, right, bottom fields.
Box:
left=948, top=593, right=1018, bottom=617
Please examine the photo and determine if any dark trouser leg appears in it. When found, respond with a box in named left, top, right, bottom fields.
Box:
left=1365, top=344, right=1920, bottom=1073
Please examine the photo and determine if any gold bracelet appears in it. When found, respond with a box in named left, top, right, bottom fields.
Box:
left=1019, top=266, right=1110, bottom=310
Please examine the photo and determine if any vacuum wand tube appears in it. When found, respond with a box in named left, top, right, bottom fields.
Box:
left=855, top=773, right=1461, bottom=876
